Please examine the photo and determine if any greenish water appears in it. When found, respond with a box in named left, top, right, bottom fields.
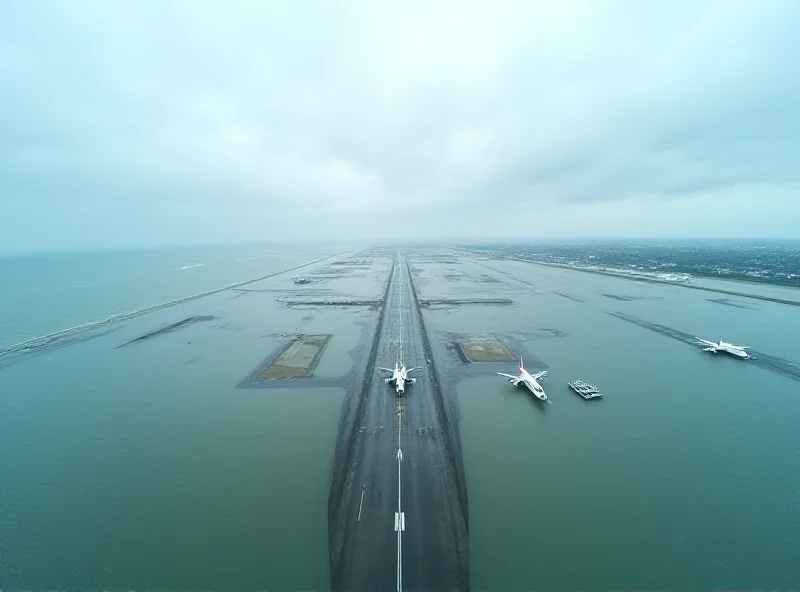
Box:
left=1, top=249, right=364, bottom=590
left=448, top=259, right=800, bottom=590
left=0, top=244, right=343, bottom=347
left=0, top=329, right=343, bottom=589
left=2, top=248, right=799, bottom=589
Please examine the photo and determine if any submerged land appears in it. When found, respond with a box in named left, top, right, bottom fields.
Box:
left=2, top=244, right=800, bottom=590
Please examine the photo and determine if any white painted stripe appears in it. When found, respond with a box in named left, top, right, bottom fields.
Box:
left=396, top=252, right=404, bottom=592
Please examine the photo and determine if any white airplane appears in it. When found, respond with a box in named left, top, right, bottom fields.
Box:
left=497, top=357, right=550, bottom=403
left=379, top=361, right=422, bottom=395
left=695, top=337, right=751, bottom=359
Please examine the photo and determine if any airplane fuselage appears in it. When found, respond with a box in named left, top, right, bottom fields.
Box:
left=391, top=369, right=408, bottom=394
left=519, top=372, right=549, bottom=401
left=704, top=345, right=750, bottom=358
left=497, top=359, right=550, bottom=402
left=697, top=337, right=751, bottom=359
left=380, top=363, right=419, bottom=395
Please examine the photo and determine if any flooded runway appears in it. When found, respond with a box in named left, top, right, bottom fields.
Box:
left=2, top=245, right=800, bottom=590
left=327, top=253, right=469, bottom=591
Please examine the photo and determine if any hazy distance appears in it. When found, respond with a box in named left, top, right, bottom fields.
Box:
left=2, top=0, right=800, bottom=251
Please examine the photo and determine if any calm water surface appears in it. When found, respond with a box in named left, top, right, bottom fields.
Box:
left=448, top=259, right=800, bottom=589
left=2, top=247, right=799, bottom=589
left=0, top=244, right=342, bottom=347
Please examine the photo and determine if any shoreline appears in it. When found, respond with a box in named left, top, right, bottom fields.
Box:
left=456, top=249, right=800, bottom=308
left=0, top=252, right=346, bottom=355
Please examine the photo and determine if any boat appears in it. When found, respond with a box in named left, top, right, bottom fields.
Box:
left=568, top=380, right=603, bottom=400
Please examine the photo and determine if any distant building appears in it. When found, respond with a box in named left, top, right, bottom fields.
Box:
left=658, top=273, right=692, bottom=282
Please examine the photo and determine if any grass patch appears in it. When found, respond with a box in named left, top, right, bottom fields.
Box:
left=258, top=334, right=331, bottom=379
left=459, top=335, right=516, bottom=362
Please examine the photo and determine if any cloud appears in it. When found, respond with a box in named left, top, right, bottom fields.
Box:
left=1, top=0, right=799, bottom=249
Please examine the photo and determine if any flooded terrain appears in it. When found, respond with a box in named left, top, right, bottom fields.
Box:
left=327, top=254, right=468, bottom=591
left=2, top=246, right=800, bottom=590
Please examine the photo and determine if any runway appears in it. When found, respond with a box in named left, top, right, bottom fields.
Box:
left=328, top=252, right=469, bottom=592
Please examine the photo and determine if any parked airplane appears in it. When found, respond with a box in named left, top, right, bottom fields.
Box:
left=379, top=362, right=422, bottom=395
left=695, top=337, right=751, bottom=359
left=497, top=357, right=550, bottom=402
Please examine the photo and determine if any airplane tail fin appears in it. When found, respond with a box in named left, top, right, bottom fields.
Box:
left=519, top=356, right=524, bottom=376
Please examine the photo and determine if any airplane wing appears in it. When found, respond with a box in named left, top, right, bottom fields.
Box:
left=496, top=372, right=518, bottom=380
left=531, top=371, right=548, bottom=380
left=739, top=346, right=750, bottom=349
left=406, top=367, right=422, bottom=372
left=378, top=367, right=394, bottom=372
left=695, top=338, right=716, bottom=346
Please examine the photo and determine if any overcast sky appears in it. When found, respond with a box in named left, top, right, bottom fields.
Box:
left=1, top=1, right=799, bottom=250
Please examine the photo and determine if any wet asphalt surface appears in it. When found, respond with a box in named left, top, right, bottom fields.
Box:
left=328, top=252, right=469, bottom=592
